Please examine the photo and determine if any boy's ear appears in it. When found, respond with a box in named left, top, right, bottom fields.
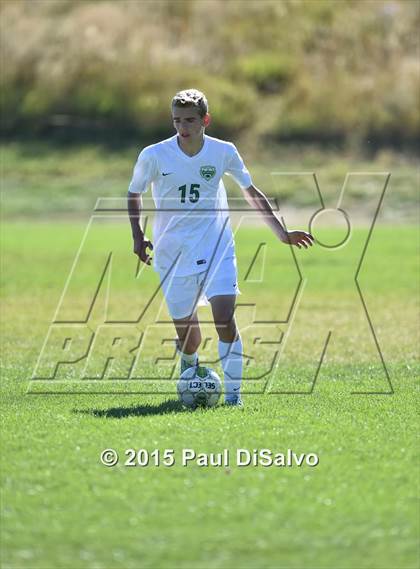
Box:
left=203, top=113, right=211, bottom=127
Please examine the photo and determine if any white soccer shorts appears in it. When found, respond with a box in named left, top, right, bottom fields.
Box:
left=159, top=256, right=241, bottom=320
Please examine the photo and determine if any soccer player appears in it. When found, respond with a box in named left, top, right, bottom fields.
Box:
left=127, top=89, right=314, bottom=407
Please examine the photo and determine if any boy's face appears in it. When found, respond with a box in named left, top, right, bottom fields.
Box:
left=172, top=105, right=209, bottom=141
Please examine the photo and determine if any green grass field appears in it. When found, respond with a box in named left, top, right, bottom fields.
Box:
left=1, top=141, right=418, bottom=221
left=1, top=220, right=418, bottom=568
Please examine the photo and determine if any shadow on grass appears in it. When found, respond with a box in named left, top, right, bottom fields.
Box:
left=73, top=399, right=187, bottom=419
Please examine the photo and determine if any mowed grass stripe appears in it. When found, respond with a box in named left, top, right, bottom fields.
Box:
left=1, top=223, right=418, bottom=568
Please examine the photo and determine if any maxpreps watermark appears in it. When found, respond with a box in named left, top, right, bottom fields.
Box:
left=100, top=448, right=320, bottom=468
left=30, top=171, right=393, bottom=395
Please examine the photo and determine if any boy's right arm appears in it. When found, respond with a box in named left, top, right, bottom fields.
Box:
left=127, top=191, right=153, bottom=265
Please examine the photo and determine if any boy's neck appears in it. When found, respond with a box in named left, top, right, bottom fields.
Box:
left=177, top=134, right=205, bottom=157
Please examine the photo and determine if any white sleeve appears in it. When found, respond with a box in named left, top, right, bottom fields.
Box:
left=128, top=147, right=158, bottom=194
left=225, top=144, right=252, bottom=189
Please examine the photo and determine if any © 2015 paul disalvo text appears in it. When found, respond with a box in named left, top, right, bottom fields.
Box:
left=108, top=448, right=319, bottom=468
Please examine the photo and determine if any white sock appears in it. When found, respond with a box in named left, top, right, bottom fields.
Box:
left=218, top=337, right=243, bottom=401
left=179, top=351, right=198, bottom=366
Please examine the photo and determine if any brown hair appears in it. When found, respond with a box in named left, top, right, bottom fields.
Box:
left=171, top=89, right=208, bottom=118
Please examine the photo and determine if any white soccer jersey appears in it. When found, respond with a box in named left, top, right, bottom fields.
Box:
left=128, top=134, right=252, bottom=277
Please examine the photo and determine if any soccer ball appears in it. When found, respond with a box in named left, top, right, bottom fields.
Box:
left=177, top=365, right=222, bottom=409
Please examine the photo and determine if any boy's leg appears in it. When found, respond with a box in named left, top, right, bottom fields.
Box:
left=158, top=269, right=203, bottom=374
left=173, top=310, right=201, bottom=374
left=209, top=294, right=243, bottom=404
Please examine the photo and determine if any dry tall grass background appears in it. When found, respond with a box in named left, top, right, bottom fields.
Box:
left=1, top=0, right=419, bottom=145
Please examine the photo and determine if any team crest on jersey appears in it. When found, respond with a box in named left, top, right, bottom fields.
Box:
left=200, top=165, right=216, bottom=181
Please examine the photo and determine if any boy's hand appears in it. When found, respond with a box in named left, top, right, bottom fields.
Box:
left=281, top=230, right=314, bottom=249
left=133, top=235, right=153, bottom=265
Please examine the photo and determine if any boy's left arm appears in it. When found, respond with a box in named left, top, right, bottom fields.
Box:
left=242, top=184, right=314, bottom=249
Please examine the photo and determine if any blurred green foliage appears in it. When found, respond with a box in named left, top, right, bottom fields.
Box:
left=1, top=0, right=419, bottom=145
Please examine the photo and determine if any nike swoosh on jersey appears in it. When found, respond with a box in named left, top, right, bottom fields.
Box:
left=162, top=172, right=173, bottom=176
